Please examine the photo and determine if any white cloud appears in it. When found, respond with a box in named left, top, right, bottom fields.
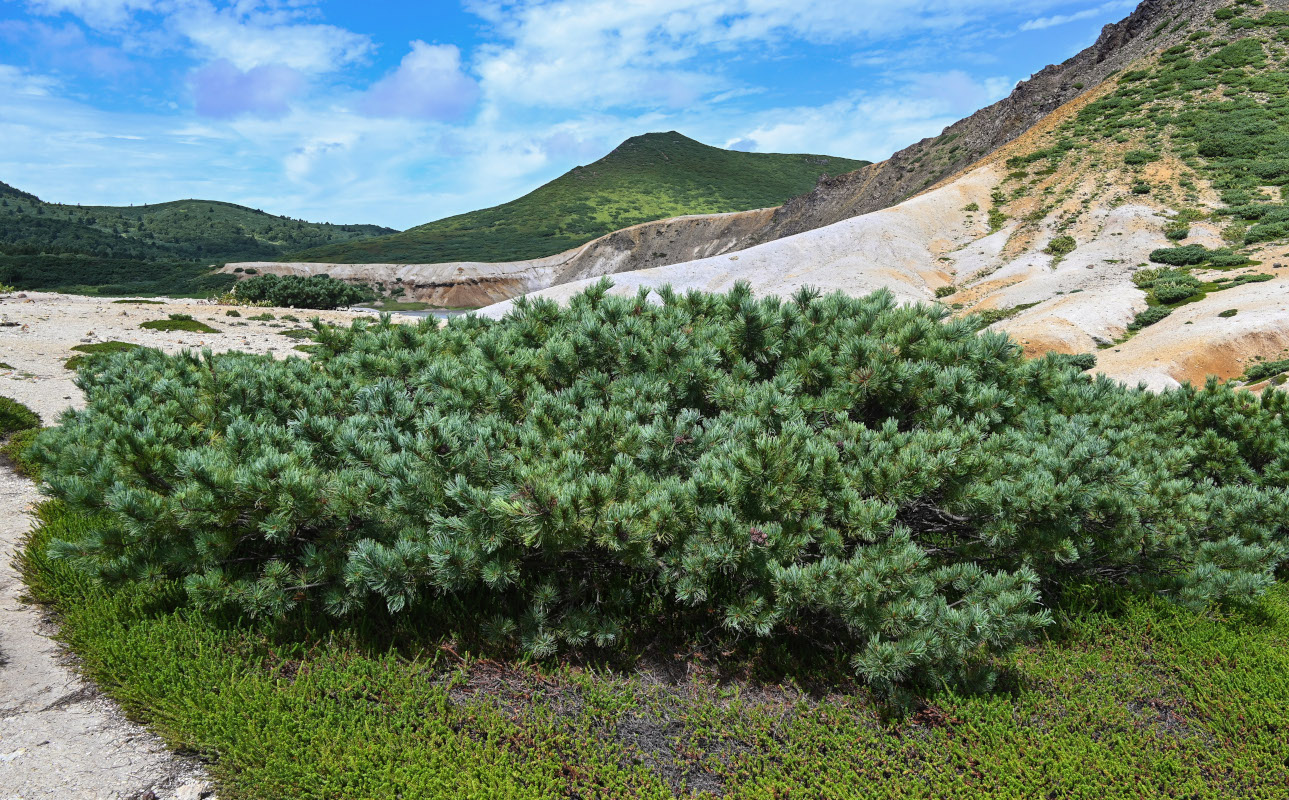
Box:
left=1020, top=1, right=1136, bottom=32
left=466, top=0, right=1076, bottom=113
left=726, top=70, right=1013, bottom=160
left=362, top=42, right=479, bottom=121
left=25, top=0, right=159, bottom=29
left=168, top=3, right=371, bottom=73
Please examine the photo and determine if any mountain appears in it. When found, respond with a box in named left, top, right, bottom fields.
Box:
left=285, top=132, right=869, bottom=265
left=0, top=182, right=396, bottom=295
left=0, top=183, right=396, bottom=263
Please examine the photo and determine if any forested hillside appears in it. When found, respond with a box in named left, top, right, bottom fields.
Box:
left=0, top=182, right=396, bottom=295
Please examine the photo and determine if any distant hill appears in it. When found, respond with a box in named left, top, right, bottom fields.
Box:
left=0, top=184, right=396, bottom=263
left=287, top=132, right=869, bottom=264
left=0, top=183, right=396, bottom=295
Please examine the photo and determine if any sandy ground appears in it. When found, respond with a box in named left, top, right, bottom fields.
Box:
left=0, top=293, right=411, bottom=799
left=0, top=293, right=414, bottom=425
left=0, top=469, right=215, bottom=800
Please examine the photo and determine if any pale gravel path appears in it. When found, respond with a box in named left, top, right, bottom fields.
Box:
left=0, top=468, right=216, bottom=800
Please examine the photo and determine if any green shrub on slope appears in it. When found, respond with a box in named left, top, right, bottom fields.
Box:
left=31, top=282, right=1289, bottom=687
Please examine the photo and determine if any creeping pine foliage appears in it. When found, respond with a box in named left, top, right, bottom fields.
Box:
left=35, top=281, right=1289, bottom=687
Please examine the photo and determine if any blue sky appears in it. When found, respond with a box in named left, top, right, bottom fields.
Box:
left=0, top=0, right=1138, bottom=229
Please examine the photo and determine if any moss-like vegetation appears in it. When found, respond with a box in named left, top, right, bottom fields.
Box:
left=64, top=341, right=145, bottom=370
left=140, top=314, right=218, bottom=333
left=17, top=500, right=1289, bottom=799
left=0, top=395, right=40, bottom=435
left=0, top=395, right=42, bottom=478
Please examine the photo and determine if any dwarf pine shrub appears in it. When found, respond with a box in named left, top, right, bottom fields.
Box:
left=31, top=282, right=1289, bottom=688
left=234, top=273, right=374, bottom=310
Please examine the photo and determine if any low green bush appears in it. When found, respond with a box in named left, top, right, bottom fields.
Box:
left=1151, top=245, right=1218, bottom=266
left=934, top=286, right=955, bottom=298
left=1154, top=281, right=1202, bottom=304
left=1246, top=358, right=1289, bottom=382
left=234, top=273, right=375, bottom=310
left=1128, top=305, right=1173, bottom=330
left=30, top=283, right=1289, bottom=688
left=1123, top=150, right=1160, bottom=165
left=1219, top=309, right=1239, bottom=318
left=1044, top=235, right=1077, bottom=257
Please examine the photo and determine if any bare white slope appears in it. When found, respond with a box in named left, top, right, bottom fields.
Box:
left=476, top=163, right=1289, bottom=391
left=480, top=168, right=1003, bottom=317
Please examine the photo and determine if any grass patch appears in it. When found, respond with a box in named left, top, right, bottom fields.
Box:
left=279, top=328, right=316, bottom=340
left=64, top=341, right=144, bottom=370
left=140, top=314, right=218, bottom=334
left=17, top=501, right=1289, bottom=799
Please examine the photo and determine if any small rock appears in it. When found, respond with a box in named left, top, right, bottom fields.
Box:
left=173, top=780, right=214, bottom=800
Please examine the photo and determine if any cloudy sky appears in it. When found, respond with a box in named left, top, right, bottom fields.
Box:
left=0, top=0, right=1138, bottom=229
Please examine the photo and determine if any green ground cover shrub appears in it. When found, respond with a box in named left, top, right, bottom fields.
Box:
left=1149, top=245, right=1248, bottom=267
left=29, top=282, right=1289, bottom=690
left=1245, top=357, right=1289, bottom=382
left=233, top=273, right=375, bottom=310
left=64, top=341, right=144, bottom=370
left=0, top=395, right=42, bottom=478
left=1153, top=280, right=1202, bottom=304
left=1219, top=309, right=1239, bottom=317
left=141, top=314, right=218, bottom=334
left=934, top=286, right=955, bottom=298
left=0, top=395, right=40, bottom=434
left=3, top=427, right=43, bottom=478
left=1123, top=150, right=1160, bottom=165
left=1128, top=305, right=1173, bottom=330
left=1044, top=235, right=1077, bottom=257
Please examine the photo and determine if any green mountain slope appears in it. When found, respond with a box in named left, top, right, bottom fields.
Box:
left=0, top=184, right=396, bottom=262
left=0, top=182, right=397, bottom=296
left=288, top=132, right=869, bottom=264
